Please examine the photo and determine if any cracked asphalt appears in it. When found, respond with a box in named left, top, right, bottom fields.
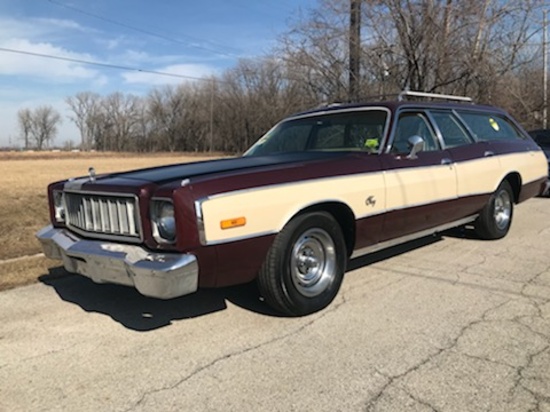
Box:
left=1, top=198, right=550, bottom=412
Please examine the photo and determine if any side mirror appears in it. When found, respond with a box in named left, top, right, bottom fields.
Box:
left=407, top=135, right=424, bottom=159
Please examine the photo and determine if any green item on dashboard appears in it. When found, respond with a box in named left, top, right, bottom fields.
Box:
left=365, top=138, right=379, bottom=150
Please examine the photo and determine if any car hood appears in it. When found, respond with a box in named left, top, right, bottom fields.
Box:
left=63, top=152, right=349, bottom=192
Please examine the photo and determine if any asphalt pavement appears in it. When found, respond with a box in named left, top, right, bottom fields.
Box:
left=1, top=198, right=549, bottom=412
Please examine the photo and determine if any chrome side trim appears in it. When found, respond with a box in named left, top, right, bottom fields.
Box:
left=198, top=170, right=385, bottom=203
left=286, top=106, right=390, bottom=121
left=350, top=215, right=477, bottom=260
left=205, top=150, right=538, bottom=207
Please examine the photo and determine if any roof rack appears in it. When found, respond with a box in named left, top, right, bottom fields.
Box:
left=398, top=90, right=473, bottom=103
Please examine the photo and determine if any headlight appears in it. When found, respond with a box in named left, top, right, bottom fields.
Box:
left=53, top=190, right=65, bottom=222
left=151, top=200, right=176, bottom=243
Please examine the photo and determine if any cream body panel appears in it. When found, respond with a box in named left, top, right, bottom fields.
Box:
left=455, top=157, right=501, bottom=197
left=200, top=173, right=386, bottom=244
left=497, top=151, right=548, bottom=184
left=456, top=151, right=547, bottom=197
left=383, top=164, right=457, bottom=210
left=201, top=162, right=457, bottom=245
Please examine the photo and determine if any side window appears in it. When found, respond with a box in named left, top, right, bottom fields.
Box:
left=392, top=112, right=439, bottom=153
left=430, top=111, right=473, bottom=148
left=312, top=124, right=346, bottom=149
left=458, top=112, right=525, bottom=142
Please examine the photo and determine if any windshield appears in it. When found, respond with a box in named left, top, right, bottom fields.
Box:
left=244, top=109, right=389, bottom=157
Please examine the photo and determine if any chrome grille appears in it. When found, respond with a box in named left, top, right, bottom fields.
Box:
left=64, top=192, right=141, bottom=240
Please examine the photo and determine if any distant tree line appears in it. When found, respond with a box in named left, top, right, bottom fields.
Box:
left=17, top=0, right=548, bottom=152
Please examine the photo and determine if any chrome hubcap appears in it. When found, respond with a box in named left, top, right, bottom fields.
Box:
left=290, top=228, right=336, bottom=297
left=494, top=189, right=512, bottom=230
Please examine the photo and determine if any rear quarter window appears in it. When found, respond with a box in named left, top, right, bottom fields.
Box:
left=430, top=111, right=473, bottom=148
left=457, top=112, right=525, bottom=142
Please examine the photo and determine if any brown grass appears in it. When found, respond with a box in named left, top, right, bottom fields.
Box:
left=0, top=151, right=221, bottom=291
left=0, top=256, right=56, bottom=290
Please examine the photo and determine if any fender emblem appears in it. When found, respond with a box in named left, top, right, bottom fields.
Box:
left=365, top=195, right=376, bottom=207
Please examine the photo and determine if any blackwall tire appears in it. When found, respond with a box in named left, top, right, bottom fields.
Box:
left=257, top=211, right=347, bottom=316
left=474, top=180, right=514, bottom=240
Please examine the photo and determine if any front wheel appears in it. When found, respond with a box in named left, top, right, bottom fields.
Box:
left=258, top=211, right=347, bottom=316
left=474, top=180, right=514, bottom=240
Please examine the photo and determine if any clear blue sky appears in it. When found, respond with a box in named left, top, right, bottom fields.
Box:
left=0, top=0, right=318, bottom=148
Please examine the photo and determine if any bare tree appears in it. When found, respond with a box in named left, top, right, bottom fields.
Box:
left=133, top=98, right=153, bottom=152
left=361, top=0, right=544, bottom=99
left=29, top=106, right=62, bottom=150
left=17, top=108, right=32, bottom=149
left=66, top=92, right=102, bottom=150
left=278, top=0, right=350, bottom=102
left=216, top=58, right=316, bottom=153
left=147, top=85, right=187, bottom=152
left=101, top=92, right=141, bottom=151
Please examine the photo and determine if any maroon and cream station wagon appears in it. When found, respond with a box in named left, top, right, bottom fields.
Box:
left=37, top=91, right=548, bottom=316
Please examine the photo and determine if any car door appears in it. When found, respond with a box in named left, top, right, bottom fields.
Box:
left=428, top=109, right=502, bottom=220
left=378, top=110, right=458, bottom=242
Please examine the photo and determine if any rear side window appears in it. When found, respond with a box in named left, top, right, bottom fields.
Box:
left=457, top=112, right=525, bottom=141
left=430, top=111, right=473, bottom=148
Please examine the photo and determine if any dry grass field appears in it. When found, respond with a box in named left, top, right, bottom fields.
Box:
left=0, top=151, right=221, bottom=290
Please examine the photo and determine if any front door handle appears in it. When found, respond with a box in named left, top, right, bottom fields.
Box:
left=484, top=151, right=495, bottom=157
left=441, top=158, right=452, bottom=165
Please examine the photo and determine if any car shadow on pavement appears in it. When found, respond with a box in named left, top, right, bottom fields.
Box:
left=348, top=234, right=443, bottom=270
left=39, top=233, right=456, bottom=331
left=440, top=225, right=484, bottom=240
left=39, top=267, right=281, bottom=332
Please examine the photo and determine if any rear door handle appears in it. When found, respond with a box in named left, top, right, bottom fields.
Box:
left=484, top=151, right=495, bottom=157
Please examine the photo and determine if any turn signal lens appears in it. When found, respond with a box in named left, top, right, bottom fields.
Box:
left=220, top=217, right=246, bottom=230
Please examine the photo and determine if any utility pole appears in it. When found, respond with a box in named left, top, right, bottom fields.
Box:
left=209, top=77, right=215, bottom=152
left=544, top=9, right=548, bottom=129
left=349, top=0, right=361, bottom=102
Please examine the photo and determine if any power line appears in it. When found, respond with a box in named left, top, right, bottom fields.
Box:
left=0, top=46, right=221, bottom=83
left=0, top=46, right=319, bottom=86
left=46, top=0, right=240, bottom=58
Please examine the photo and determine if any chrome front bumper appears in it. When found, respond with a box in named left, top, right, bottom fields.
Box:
left=36, top=225, right=198, bottom=299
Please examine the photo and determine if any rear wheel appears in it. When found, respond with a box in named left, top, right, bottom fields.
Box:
left=474, top=180, right=514, bottom=240
left=258, top=211, right=347, bottom=316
